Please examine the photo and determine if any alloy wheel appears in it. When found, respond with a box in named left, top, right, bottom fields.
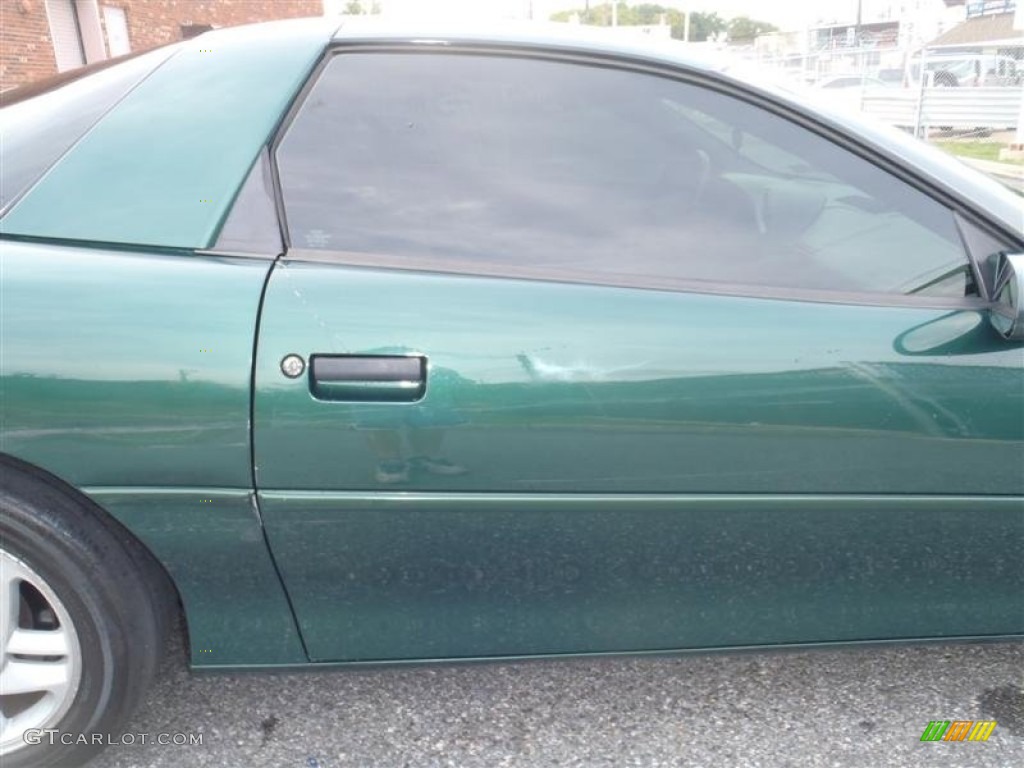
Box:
left=0, top=547, right=82, bottom=755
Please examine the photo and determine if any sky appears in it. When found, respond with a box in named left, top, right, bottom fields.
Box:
left=360, top=1, right=865, bottom=31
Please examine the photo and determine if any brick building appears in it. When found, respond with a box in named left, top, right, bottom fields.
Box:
left=1, top=0, right=324, bottom=89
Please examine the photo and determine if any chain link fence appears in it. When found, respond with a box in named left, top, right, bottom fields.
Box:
left=746, top=41, right=1023, bottom=143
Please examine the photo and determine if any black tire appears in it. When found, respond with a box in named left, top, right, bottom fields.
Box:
left=0, top=460, right=173, bottom=767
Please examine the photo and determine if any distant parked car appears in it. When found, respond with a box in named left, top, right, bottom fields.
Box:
left=816, top=74, right=893, bottom=89
left=2, top=17, right=1023, bottom=768
left=910, top=54, right=1022, bottom=87
left=875, top=67, right=906, bottom=85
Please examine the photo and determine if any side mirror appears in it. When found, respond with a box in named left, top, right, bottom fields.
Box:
left=989, top=253, right=1024, bottom=340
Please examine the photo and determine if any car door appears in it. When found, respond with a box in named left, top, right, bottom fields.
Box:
left=253, top=48, right=1023, bottom=663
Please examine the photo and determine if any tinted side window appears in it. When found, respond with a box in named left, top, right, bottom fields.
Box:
left=277, top=53, right=972, bottom=298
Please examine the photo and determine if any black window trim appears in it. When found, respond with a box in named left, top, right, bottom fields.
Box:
left=266, top=43, right=1021, bottom=309
left=281, top=247, right=990, bottom=310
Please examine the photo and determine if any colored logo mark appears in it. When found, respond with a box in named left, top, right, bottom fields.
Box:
left=920, top=720, right=997, bottom=742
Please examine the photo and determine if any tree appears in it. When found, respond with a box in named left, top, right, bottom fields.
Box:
left=345, top=1, right=363, bottom=14
left=726, top=16, right=778, bottom=43
left=552, top=3, right=654, bottom=27
left=630, top=3, right=668, bottom=25
left=680, top=11, right=727, bottom=42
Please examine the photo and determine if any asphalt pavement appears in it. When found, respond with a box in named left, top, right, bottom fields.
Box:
left=90, top=622, right=1022, bottom=768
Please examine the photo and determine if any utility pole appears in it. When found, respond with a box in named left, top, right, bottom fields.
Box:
left=854, top=0, right=863, bottom=47
left=1011, top=3, right=1024, bottom=155
left=853, top=0, right=864, bottom=74
left=612, top=1, right=618, bottom=27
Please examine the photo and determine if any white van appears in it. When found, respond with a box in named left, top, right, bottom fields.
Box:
left=909, top=54, right=1021, bottom=86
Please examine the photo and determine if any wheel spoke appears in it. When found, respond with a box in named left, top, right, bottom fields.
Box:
left=5, top=629, right=68, bottom=658
left=0, top=658, right=69, bottom=697
left=0, top=571, right=18, bottom=652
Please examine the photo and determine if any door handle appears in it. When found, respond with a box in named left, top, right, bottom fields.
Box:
left=309, top=355, right=426, bottom=402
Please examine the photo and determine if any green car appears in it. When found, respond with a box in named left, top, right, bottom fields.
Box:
left=1, top=17, right=1022, bottom=767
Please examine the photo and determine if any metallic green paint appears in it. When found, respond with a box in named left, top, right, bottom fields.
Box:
left=253, top=261, right=1022, bottom=662
left=255, top=261, right=1023, bottom=495
left=0, top=18, right=336, bottom=249
left=260, top=493, right=1023, bottom=662
left=84, top=489, right=306, bottom=666
left=1, top=21, right=1022, bottom=670
left=0, top=241, right=304, bottom=665
left=0, top=242, right=266, bottom=487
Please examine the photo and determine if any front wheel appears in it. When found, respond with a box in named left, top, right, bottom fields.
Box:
left=0, top=463, right=172, bottom=767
